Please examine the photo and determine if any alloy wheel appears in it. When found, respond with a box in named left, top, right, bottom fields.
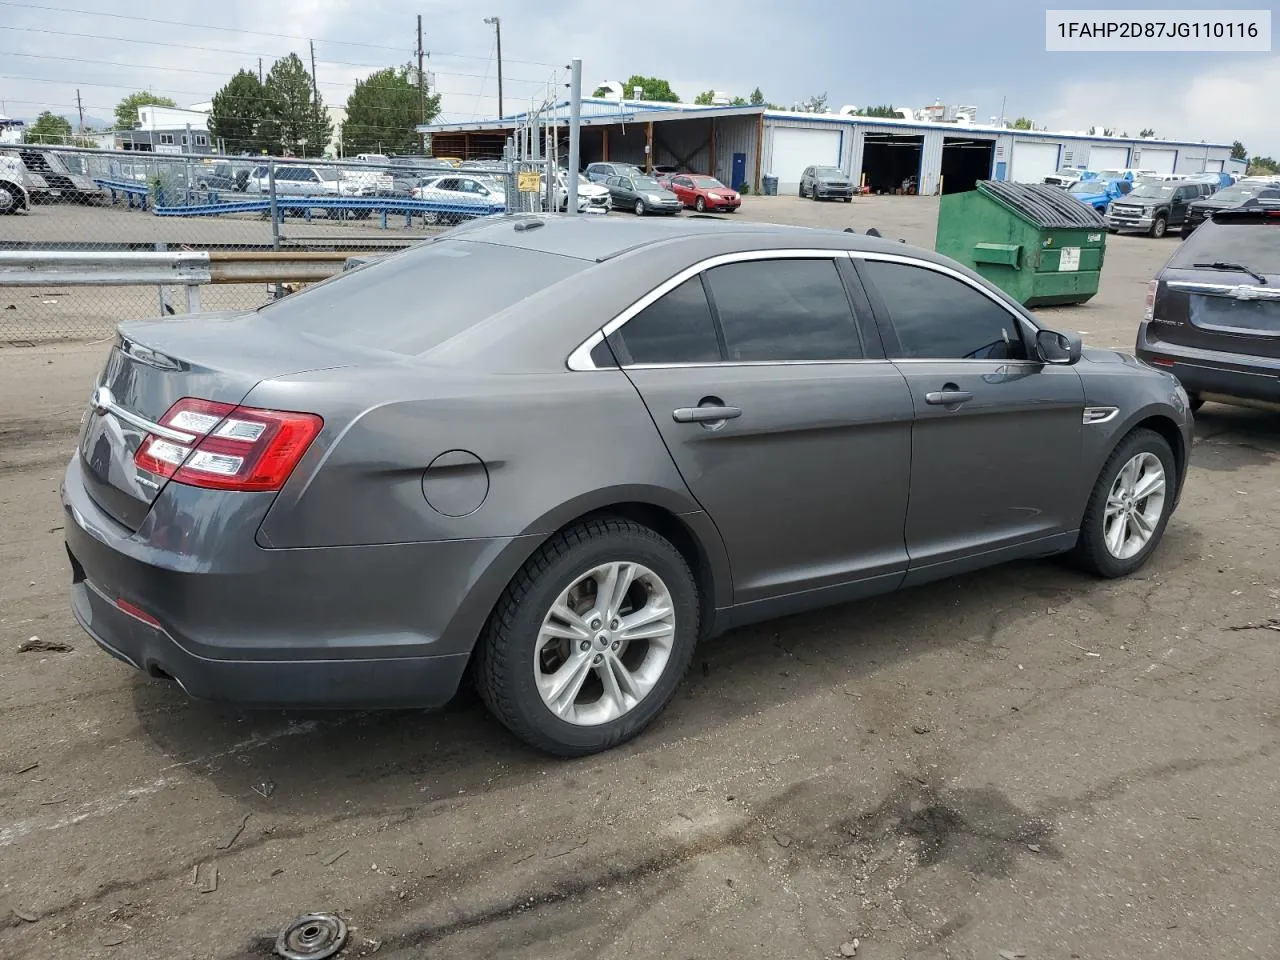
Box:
left=634, top=199, right=645, bottom=215
left=1103, top=452, right=1167, bottom=560
left=533, top=561, right=676, bottom=726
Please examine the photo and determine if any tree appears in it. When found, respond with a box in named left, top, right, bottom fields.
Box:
left=694, top=90, right=715, bottom=105
left=341, top=65, right=440, bottom=155
left=1231, top=140, right=1247, bottom=160
left=749, top=87, right=764, bottom=105
left=1139, top=127, right=1155, bottom=138
left=730, top=96, right=748, bottom=106
left=799, top=92, right=828, bottom=113
left=1247, top=156, right=1278, bottom=175
left=1011, top=116, right=1034, bottom=130
left=858, top=104, right=899, bottom=118
left=114, top=91, right=176, bottom=130
left=264, top=53, right=332, bottom=157
left=25, top=110, right=72, bottom=144
left=210, top=70, right=269, bottom=154
left=593, top=75, right=680, bottom=102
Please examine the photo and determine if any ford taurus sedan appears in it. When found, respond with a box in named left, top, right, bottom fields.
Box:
left=64, top=215, right=1193, bottom=756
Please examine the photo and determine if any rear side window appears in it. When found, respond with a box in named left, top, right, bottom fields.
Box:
left=703, top=259, right=863, bottom=361
left=259, top=240, right=587, bottom=355
left=611, top=277, right=721, bottom=365
left=859, top=259, right=1027, bottom=361
left=1168, top=219, right=1280, bottom=272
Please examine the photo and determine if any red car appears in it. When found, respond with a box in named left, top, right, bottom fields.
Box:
left=668, top=174, right=741, bottom=212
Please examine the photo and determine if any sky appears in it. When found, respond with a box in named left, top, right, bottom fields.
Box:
left=0, top=0, right=1275, bottom=156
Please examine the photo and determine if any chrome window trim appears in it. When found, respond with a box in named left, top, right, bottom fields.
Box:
left=565, top=247, right=1042, bottom=372
left=566, top=248, right=855, bottom=371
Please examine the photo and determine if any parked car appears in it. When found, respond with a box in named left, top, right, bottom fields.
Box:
left=411, top=174, right=506, bottom=223
left=0, top=154, right=30, bottom=213
left=585, top=162, right=644, bottom=184
left=1097, top=168, right=1156, bottom=183
left=63, top=216, right=1193, bottom=756
left=1137, top=204, right=1280, bottom=411
left=193, top=161, right=251, bottom=192
left=549, top=171, right=611, bottom=213
left=1067, top=177, right=1132, bottom=212
left=800, top=165, right=854, bottom=201
left=1, top=147, right=101, bottom=203
left=667, top=173, right=741, bottom=212
left=1106, top=180, right=1206, bottom=237
left=1180, top=182, right=1280, bottom=237
left=1044, top=167, right=1092, bottom=188
left=245, top=164, right=386, bottom=200
left=603, top=174, right=682, bottom=215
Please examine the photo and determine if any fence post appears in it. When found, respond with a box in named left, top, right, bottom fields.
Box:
left=268, top=159, right=281, bottom=250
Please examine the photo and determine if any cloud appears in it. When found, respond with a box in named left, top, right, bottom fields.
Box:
left=1043, top=56, right=1277, bottom=154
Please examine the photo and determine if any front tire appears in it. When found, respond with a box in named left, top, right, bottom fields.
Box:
left=475, top=519, right=700, bottom=756
left=1071, top=428, right=1177, bottom=578
left=1150, top=215, right=1168, bottom=239
left=695, top=196, right=706, bottom=212
left=634, top=199, right=646, bottom=215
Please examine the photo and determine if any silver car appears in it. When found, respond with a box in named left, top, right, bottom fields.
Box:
left=64, top=216, right=1192, bottom=757
left=604, top=174, right=683, bottom=215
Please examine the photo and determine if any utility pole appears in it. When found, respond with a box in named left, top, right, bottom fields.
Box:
left=484, top=16, right=503, bottom=119
left=567, top=58, right=581, bottom=215
left=75, top=88, right=84, bottom=136
left=417, top=13, right=427, bottom=154
left=258, top=58, right=263, bottom=83
left=309, top=40, right=321, bottom=157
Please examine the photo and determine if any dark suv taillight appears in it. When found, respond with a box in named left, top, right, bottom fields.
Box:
left=134, top=398, right=322, bottom=492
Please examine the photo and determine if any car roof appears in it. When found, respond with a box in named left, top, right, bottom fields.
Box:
left=445, top=213, right=928, bottom=264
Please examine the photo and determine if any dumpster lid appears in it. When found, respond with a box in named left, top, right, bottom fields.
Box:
left=977, top=181, right=1106, bottom=229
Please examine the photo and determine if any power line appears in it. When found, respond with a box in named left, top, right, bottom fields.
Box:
left=0, top=51, right=558, bottom=88
left=0, top=1, right=558, bottom=66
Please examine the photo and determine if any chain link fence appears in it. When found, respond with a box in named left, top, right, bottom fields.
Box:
left=1, top=146, right=553, bottom=344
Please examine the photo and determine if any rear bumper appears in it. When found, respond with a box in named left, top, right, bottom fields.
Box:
left=1136, top=323, right=1280, bottom=405
left=61, top=456, right=525, bottom=709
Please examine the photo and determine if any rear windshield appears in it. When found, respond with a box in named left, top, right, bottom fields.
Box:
left=257, top=239, right=587, bottom=355
left=1169, top=219, right=1280, bottom=273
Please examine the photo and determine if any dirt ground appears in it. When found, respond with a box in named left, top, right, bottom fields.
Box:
left=2, top=197, right=1279, bottom=960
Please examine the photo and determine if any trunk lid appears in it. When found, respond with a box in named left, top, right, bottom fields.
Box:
left=78, top=311, right=353, bottom=531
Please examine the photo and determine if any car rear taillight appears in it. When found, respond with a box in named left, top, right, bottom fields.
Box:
left=1143, top=279, right=1157, bottom=321
left=134, top=397, right=322, bottom=492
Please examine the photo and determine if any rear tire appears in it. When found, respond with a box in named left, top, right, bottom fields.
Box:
left=1150, top=215, right=1168, bottom=239
left=1071, top=428, right=1177, bottom=579
left=475, top=519, right=700, bottom=756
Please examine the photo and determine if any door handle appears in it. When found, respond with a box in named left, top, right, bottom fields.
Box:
left=673, top=405, right=742, bottom=423
left=925, top=388, right=974, bottom=406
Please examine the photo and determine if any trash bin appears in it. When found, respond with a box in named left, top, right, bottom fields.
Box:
left=935, top=180, right=1107, bottom=307
left=762, top=175, right=778, bottom=196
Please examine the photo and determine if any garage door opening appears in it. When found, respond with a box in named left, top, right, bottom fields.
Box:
left=940, top=137, right=994, bottom=194
left=860, top=133, right=923, bottom=194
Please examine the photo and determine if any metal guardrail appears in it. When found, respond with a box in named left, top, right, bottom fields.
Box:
left=0, top=249, right=369, bottom=315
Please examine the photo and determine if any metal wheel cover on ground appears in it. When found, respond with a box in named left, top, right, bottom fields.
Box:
left=1104, top=452, right=1166, bottom=560
left=275, top=913, right=348, bottom=960
left=534, top=561, right=676, bottom=726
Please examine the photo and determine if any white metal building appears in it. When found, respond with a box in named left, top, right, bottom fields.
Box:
left=420, top=101, right=1236, bottom=196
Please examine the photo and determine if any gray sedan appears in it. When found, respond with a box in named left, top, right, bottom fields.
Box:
left=604, top=174, right=683, bottom=215
left=64, top=216, right=1192, bottom=757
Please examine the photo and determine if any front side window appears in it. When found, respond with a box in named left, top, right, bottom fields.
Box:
left=703, top=259, right=863, bottom=362
left=612, top=277, right=722, bottom=365
left=859, top=259, right=1028, bottom=361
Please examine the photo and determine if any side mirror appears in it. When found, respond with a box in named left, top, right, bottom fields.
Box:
left=1036, top=328, right=1082, bottom=365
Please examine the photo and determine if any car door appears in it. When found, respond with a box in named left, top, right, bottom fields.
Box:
left=670, top=176, right=690, bottom=204
left=852, top=254, right=1086, bottom=584
left=1170, top=185, right=1196, bottom=225
left=606, top=251, right=915, bottom=611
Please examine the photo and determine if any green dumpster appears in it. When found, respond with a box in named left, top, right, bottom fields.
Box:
left=935, top=180, right=1107, bottom=307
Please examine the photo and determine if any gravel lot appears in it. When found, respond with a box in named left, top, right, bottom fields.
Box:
left=2, top=197, right=1279, bottom=960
